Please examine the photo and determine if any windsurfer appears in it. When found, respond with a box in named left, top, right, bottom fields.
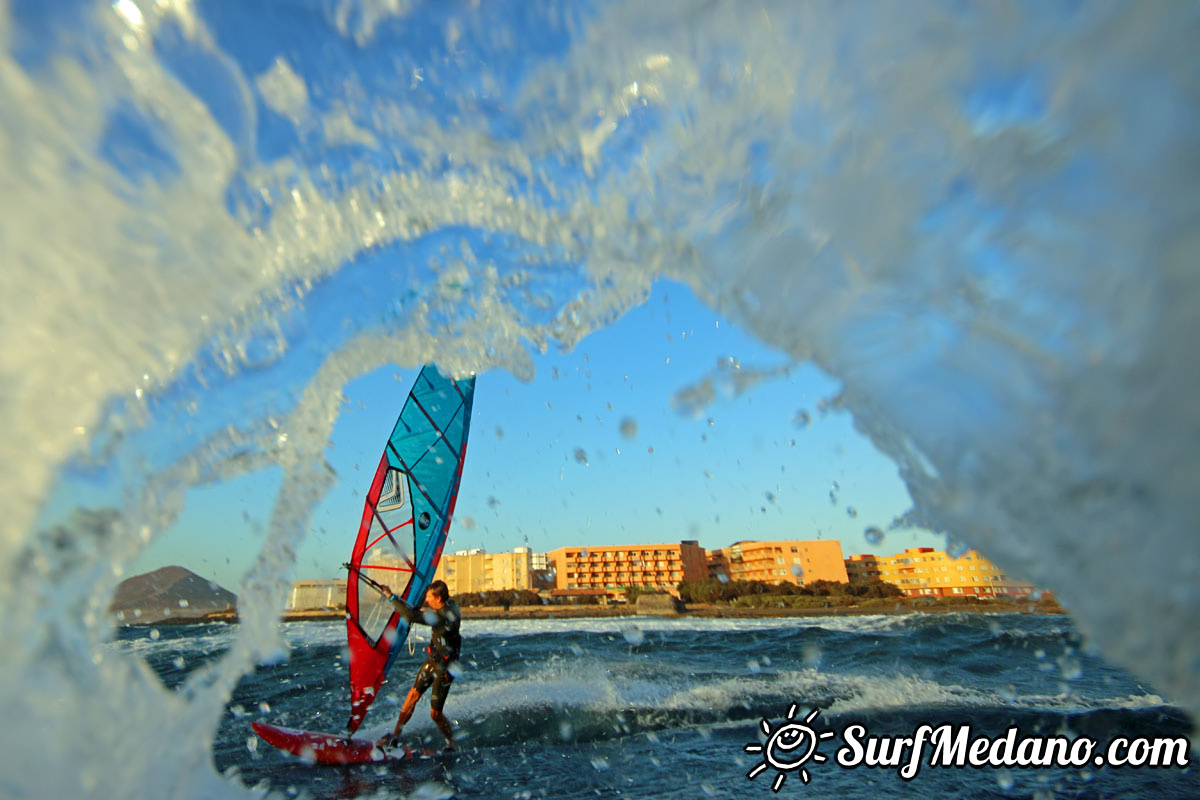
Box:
left=376, top=580, right=462, bottom=751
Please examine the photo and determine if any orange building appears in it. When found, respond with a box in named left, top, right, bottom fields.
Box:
left=708, top=539, right=849, bottom=585
left=844, top=553, right=884, bottom=584
left=547, top=540, right=708, bottom=599
left=847, top=547, right=1038, bottom=598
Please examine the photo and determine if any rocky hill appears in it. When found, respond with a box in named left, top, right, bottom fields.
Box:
left=110, top=566, right=237, bottom=624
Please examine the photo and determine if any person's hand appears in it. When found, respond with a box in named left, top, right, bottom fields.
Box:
left=376, top=733, right=399, bottom=749
left=380, top=585, right=393, bottom=597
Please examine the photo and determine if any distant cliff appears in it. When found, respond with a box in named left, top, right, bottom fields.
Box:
left=110, top=566, right=237, bottom=625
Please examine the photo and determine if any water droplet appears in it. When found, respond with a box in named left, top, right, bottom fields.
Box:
left=178, top=598, right=190, bottom=608
left=573, top=448, right=589, bottom=465
left=747, top=659, right=761, bottom=674
left=996, top=769, right=1014, bottom=790
left=791, top=564, right=804, bottom=579
left=765, top=491, right=777, bottom=504
left=408, top=782, right=456, bottom=800
left=706, top=417, right=715, bottom=426
left=487, top=496, right=500, bottom=508
left=1057, top=653, right=1082, bottom=681
left=590, top=756, right=610, bottom=771
left=802, top=643, right=822, bottom=668
left=717, top=573, right=729, bottom=584
left=829, top=490, right=839, bottom=505
left=494, top=426, right=504, bottom=439
left=149, top=628, right=160, bottom=640
left=792, top=410, right=811, bottom=428
left=846, top=506, right=858, bottom=519
left=622, top=626, right=644, bottom=646
left=864, top=527, right=884, bottom=546
left=619, top=417, right=638, bottom=439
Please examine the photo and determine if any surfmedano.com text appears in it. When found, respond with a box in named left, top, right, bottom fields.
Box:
left=836, top=723, right=1191, bottom=780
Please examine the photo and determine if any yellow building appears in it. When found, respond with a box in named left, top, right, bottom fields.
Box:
left=361, top=544, right=534, bottom=596
left=547, top=540, right=708, bottom=598
left=708, top=539, right=849, bottom=585
left=434, top=546, right=533, bottom=595
left=846, top=547, right=1037, bottom=598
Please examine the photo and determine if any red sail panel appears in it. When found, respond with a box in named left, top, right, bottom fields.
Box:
left=345, top=453, right=406, bottom=732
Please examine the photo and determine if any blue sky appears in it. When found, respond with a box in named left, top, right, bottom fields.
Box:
left=134, top=280, right=941, bottom=589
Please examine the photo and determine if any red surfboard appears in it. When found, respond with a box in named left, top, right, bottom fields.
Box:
left=251, top=721, right=425, bottom=765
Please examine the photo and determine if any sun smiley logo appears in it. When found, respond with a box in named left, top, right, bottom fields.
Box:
left=745, top=704, right=836, bottom=791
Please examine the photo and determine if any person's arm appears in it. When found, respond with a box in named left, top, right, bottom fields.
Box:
left=386, top=592, right=427, bottom=625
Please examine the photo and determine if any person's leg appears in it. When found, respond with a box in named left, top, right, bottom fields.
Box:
left=429, top=669, right=455, bottom=749
left=378, top=664, right=433, bottom=747
left=391, top=686, right=422, bottom=735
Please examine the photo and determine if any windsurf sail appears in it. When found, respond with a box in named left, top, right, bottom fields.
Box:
left=344, top=364, right=475, bottom=732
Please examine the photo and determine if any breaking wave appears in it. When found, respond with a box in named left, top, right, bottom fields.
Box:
left=4, top=1, right=1198, bottom=797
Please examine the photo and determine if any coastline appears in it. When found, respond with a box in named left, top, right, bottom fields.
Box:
left=120, top=597, right=1065, bottom=627
left=457, top=598, right=1067, bottom=620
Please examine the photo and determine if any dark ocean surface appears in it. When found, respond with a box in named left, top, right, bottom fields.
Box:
left=115, top=613, right=1196, bottom=799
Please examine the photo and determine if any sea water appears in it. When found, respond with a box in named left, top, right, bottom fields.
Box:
left=3, top=1, right=1198, bottom=797
left=121, top=613, right=1197, bottom=799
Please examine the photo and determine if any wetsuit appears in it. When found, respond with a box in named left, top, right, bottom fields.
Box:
left=390, top=596, right=462, bottom=711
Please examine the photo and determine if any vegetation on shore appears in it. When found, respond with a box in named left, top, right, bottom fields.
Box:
left=455, top=589, right=547, bottom=607
left=449, top=578, right=1063, bottom=615
left=673, top=577, right=902, bottom=605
